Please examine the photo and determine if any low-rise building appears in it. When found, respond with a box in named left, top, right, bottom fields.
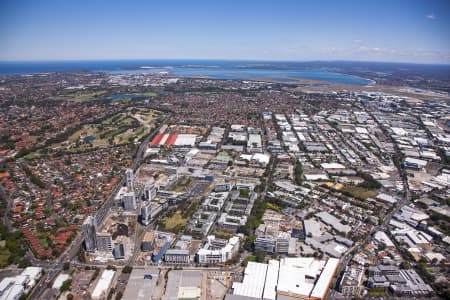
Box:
left=218, top=213, right=247, bottom=232
left=197, top=235, right=240, bottom=264
left=367, top=265, right=433, bottom=296
left=92, top=269, right=115, bottom=300
left=164, top=249, right=190, bottom=264
left=339, top=265, right=364, bottom=297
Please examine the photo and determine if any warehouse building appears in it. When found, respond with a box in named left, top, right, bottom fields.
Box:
left=92, top=269, right=115, bottom=300
left=230, top=257, right=339, bottom=300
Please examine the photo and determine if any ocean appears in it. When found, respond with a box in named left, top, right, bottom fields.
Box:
left=0, top=60, right=374, bottom=85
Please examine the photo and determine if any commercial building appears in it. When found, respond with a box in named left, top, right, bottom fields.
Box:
left=152, top=232, right=175, bottom=263
left=254, top=235, right=291, bottom=254
left=0, top=267, right=42, bottom=300
left=373, top=231, right=395, bottom=248
left=218, top=213, right=247, bottom=232
left=164, top=249, right=190, bottom=264
left=202, top=191, right=229, bottom=211
left=197, top=235, right=240, bottom=264
left=338, top=266, right=364, bottom=297
left=315, top=211, right=351, bottom=234
left=125, top=168, right=134, bottom=191
left=150, top=133, right=197, bottom=148
left=143, top=181, right=156, bottom=201
left=254, top=236, right=276, bottom=253
left=247, top=134, right=263, bottom=153
left=214, top=183, right=232, bottom=192
left=162, top=270, right=202, bottom=300
left=52, top=274, right=71, bottom=290
left=83, top=216, right=97, bottom=253
left=367, top=265, right=433, bottom=296
left=114, top=242, right=125, bottom=259
left=96, top=232, right=113, bottom=252
left=142, top=232, right=155, bottom=252
left=187, top=210, right=217, bottom=236
left=141, top=203, right=151, bottom=226
left=123, top=192, right=137, bottom=211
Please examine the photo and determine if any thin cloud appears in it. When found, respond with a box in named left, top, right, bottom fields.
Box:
left=426, top=14, right=436, bottom=20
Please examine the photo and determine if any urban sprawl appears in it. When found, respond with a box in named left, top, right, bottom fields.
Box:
left=0, top=72, right=449, bottom=300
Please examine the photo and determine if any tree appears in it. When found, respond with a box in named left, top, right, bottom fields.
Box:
left=60, top=278, right=72, bottom=293
left=18, top=259, right=31, bottom=268
left=254, top=251, right=266, bottom=263
left=295, top=160, right=303, bottom=185
left=122, top=265, right=133, bottom=274
left=400, top=261, right=411, bottom=269
left=63, top=262, right=70, bottom=271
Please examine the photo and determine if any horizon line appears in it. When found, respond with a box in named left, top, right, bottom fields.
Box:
left=0, top=58, right=449, bottom=66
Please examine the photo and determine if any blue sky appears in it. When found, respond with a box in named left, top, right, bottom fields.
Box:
left=1, top=0, right=449, bottom=63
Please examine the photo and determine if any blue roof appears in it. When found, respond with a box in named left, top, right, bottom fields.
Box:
left=152, top=241, right=170, bottom=263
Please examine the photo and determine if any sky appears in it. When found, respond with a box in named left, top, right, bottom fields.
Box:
left=1, top=0, right=450, bottom=64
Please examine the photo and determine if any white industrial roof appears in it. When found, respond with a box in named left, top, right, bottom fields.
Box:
left=92, top=270, right=115, bottom=299
left=310, top=258, right=339, bottom=299
left=376, top=193, right=398, bottom=204
left=374, top=231, right=395, bottom=248
left=392, top=127, right=407, bottom=136
left=277, top=257, right=322, bottom=298
left=232, top=257, right=339, bottom=300
left=404, top=157, right=428, bottom=167
left=321, top=163, right=346, bottom=170
left=304, top=219, right=322, bottom=237
left=248, top=134, right=262, bottom=144
left=3, top=284, right=23, bottom=300
left=277, top=265, right=314, bottom=298
left=21, top=267, right=42, bottom=279
left=355, top=127, right=369, bottom=134
left=232, top=262, right=267, bottom=298
left=52, top=274, right=71, bottom=290
left=304, top=174, right=329, bottom=181
left=262, top=260, right=279, bottom=300
left=174, top=134, right=197, bottom=147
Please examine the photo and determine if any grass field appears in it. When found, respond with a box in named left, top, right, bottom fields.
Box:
left=139, top=92, right=157, bottom=97
left=172, top=176, right=191, bottom=192
left=342, top=185, right=378, bottom=200
left=163, top=212, right=188, bottom=233
left=266, top=202, right=282, bottom=212
left=47, top=108, right=159, bottom=152
left=68, top=91, right=108, bottom=102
